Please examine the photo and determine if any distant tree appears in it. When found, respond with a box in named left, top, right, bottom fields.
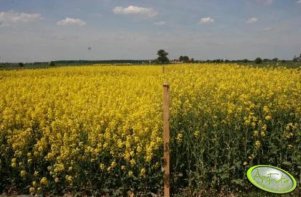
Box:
left=255, top=57, right=262, bottom=64
left=49, top=61, right=55, bottom=66
left=242, top=59, right=249, bottom=63
left=214, top=59, right=223, bottom=63
left=184, top=56, right=189, bottom=62
left=191, top=58, right=194, bottom=62
left=179, top=56, right=189, bottom=62
left=179, top=56, right=183, bottom=61
left=293, top=53, right=301, bottom=62
left=179, top=56, right=190, bottom=63
left=263, top=58, right=270, bottom=62
left=18, top=62, right=24, bottom=67
left=156, top=49, right=169, bottom=64
left=272, top=58, right=278, bottom=62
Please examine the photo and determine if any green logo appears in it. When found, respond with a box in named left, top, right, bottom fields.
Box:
left=247, top=165, right=297, bottom=194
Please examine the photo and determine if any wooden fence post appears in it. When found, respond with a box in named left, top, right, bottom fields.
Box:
left=163, top=83, right=170, bottom=197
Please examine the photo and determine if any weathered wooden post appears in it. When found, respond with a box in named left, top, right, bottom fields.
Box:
left=163, top=83, right=170, bottom=197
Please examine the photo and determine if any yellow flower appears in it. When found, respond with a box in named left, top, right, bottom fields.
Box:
left=253, top=130, right=259, bottom=137
left=255, top=141, right=261, bottom=149
left=263, top=106, right=270, bottom=113
left=136, top=145, right=142, bottom=153
left=34, top=171, right=39, bottom=176
left=40, top=177, right=48, bottom=185
left=65, top=175, right=73, bottom=182
left=110, top=161, right=117, bottom=168
left=140, top=168, right=146, bottom=177
left=130, top=159, right=136, bottom=166
left=11, top=162, right=17, bottom=168
left=0, top=63, right=300, bottom=192
left=128, top=171, right=134, bottom=177
left=20, top=170, right=27, bottom=177
left=265, top=115, right=272, bottom=121
left=193, top=130, right=200, bottom=138
left=176, top=133, right=183, bottom=143
left=262, top=124, right=267, bottom=131
left=54, top=163, right=65, bottom=173
left=29, top=187, right=35, bottom=193
left=32, top=181, right=37, bottom=187
left=99, top=163, right=105, bottom=170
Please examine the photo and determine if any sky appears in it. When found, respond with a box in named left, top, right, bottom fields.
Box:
left=0, top=0, right=301, bottom=62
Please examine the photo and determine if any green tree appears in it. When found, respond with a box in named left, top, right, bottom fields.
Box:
left=156, top=49, right=169, bottom=64
left=255, top=57, right=262, bottom=64
left=49, top=61, right=56, bottom=66
left=242, top=59, right=249, bottom=63
left=179, top=56, right=190, bottom=63
left=272, top=58, right=278, bottom=62
left=18, top=62, right=24, bottom=67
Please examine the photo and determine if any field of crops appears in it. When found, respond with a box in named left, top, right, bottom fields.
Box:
left=0, top=64, right=300, bottom=196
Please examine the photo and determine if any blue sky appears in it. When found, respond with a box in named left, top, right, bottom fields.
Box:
left=0, top=0, right=301, bottom=62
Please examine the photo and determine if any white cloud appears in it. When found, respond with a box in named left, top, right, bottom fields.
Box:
left=256, top=0, right=273, bottom=5
left=113, top=5, right=158, bottom=18
left=246, top=17, right=258, bottom=24
left=297, top=0, right=301, bottom=4
left=199, top=17, right=214, bottom=24
left=154, top=21, right=166, bottom=26
left=0, top=11, right=41, bottom=25
left=56, top=17, right=86, bottom=26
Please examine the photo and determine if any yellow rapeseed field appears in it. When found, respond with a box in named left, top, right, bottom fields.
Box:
left=0, top=64, right=300, bottom=194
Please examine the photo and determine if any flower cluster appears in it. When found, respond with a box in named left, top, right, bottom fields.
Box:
left=0, top=64, right=300, bottom=194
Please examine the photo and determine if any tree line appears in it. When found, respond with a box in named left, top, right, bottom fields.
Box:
left=1, top=50, right=301, bottom=68
left=155, top=49, right=301, bottom=64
